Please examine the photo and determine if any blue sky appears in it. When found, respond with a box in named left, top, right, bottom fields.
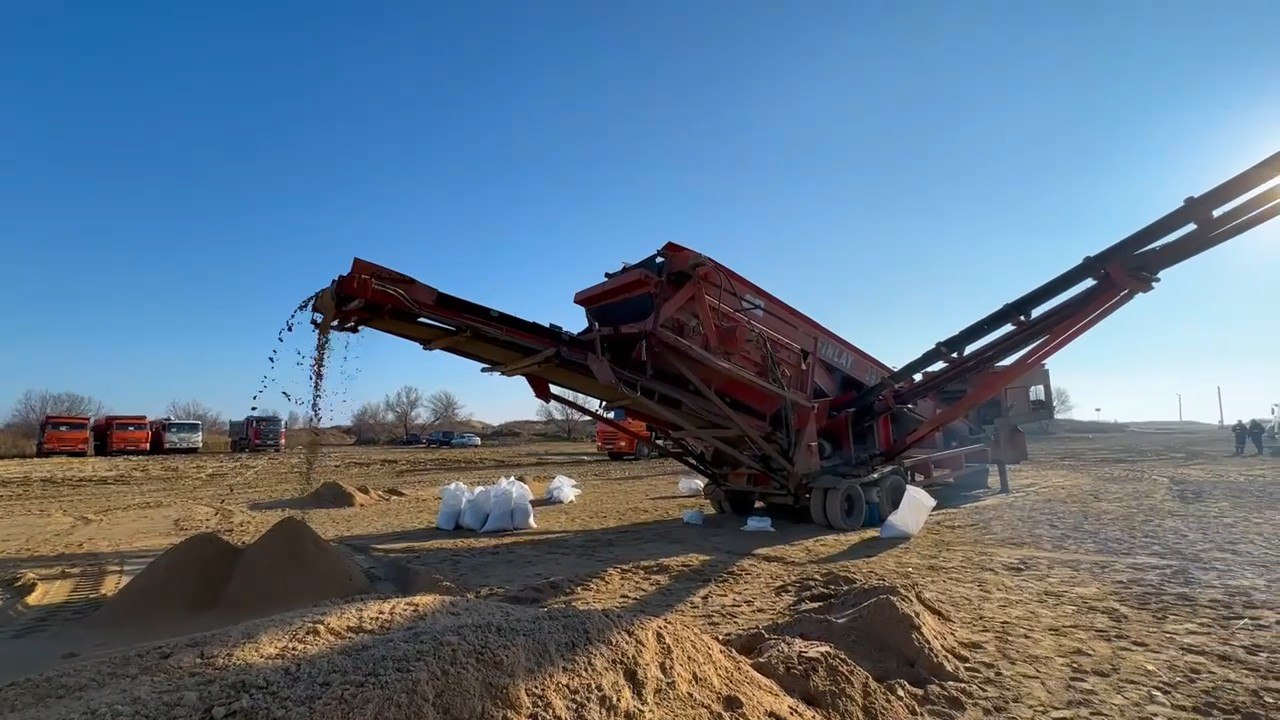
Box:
left=2, top=1, right=1276, bottom=425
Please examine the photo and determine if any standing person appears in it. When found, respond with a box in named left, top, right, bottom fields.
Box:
left=1231, top=420, right=1248, bottom=455
left=1247, top=418, right=1265, bottom=455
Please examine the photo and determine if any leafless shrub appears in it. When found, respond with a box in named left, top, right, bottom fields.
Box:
left=4, top=390, right=107, bottom=438
left=536, top=391, right=597, bottom=440
left=165, top=399, right=225, bottom=432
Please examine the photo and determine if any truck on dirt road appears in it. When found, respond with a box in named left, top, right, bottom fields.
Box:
left=36, top=415, right=91, bottom=457
left=149, top=417, right=204, bottom=454
left=92, top=415, right=151, bottom=456
left=596, top=408, right=661, bottom=460
left=227, top=415, right=285, bottom=452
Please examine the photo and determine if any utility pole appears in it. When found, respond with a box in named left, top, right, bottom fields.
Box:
left=1217, top=386, right=1225, bottom=428
left=1177, top=393, right=1183, bottom=422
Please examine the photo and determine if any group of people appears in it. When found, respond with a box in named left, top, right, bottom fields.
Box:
left=1230, top=419, right=1267, bottom=455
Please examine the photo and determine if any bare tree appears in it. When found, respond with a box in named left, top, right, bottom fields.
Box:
left=383, top=386, right=425, bottom=438
left=166, top=399, right=225, bottom=433
left=256, top=408, right=282, bottom=419
left=536, top=391, right=596, bottom=440
left=1052, top=387, right=1074, bottom=418
left=426, top=389, right=466, bottom=426
left=286, top=410, right=304, bottom=429
left=350, top=401, right=390, bottom=444
left=5, top=390, right=107, bottom=437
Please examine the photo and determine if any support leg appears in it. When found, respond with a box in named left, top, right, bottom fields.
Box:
left=997, top=463, right=1010, bottom=494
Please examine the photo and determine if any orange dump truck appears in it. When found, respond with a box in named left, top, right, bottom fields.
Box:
left=596, top=408, right=661, bottom=460
left=92, top=415, right=151, bottom=456
left=36, top=415, right=91, bottom=457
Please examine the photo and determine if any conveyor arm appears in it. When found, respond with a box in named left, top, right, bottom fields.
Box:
left=853, top=151, right=1280, bottom=459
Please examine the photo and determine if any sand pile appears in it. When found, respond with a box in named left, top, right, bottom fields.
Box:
left=93, top=517, right=371, bottom=633
left=94, top=533, right=241, bottom=628
left=1, top=595, right=823, bottom=720
left=770, top=581, right=967, bottom=686
left=731, top=630, right=917, bottom=720
left=301, top=480, right=403, bottom=508
left=218, top=516, right=372, bottom=619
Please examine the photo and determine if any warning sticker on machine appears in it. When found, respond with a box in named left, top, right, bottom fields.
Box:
left=740, top=294, right=765, bottom=318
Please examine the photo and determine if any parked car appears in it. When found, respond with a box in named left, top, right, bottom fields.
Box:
left=450, top=433, right=482, bottom=448
left=397, top=433, right=423, bottom=446
left=425, top=430, right=456, bottom=448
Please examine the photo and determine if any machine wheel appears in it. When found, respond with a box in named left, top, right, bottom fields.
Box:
left=824, top=480, right=867, bottom=531
left=808, top=487, right=830, bottom=527
left=724, top=489, right=758, bottom=516
left=634, top=442, right=653, bottom=460
left=877, top=471, right=907, bottom=516
left=606, top=452, right=626, bottom=461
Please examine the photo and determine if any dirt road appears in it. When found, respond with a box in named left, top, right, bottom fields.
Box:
left=0, top=428, right=1274, bottom=718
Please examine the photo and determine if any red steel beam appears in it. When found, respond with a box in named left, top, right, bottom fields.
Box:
left=885, top=283, right=1137, bottom=460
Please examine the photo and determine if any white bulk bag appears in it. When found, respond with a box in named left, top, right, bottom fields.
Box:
left=510, top=479, right=537, bottom=530
left=676, top=476, right=705, bottom=496
left=436, top=481, right=469, bottom=531
left=880, top=485, right=938, bottom=539
left=544, top=475, right=581, bottom=504
left=480, top=481, right=516, bottom=533
left=460, top=486, right=493, bottom=531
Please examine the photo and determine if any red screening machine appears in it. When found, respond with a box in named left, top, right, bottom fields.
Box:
left=312, top=152, right=1280, bottom=531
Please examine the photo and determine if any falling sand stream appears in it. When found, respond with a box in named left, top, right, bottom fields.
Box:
left=250, top=290, right=331, bottom=510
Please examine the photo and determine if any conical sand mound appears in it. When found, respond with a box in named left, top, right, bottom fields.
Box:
left=771, top=581, right=967, bottom=686
left=92, top=518, right=371, bottom=634
left=305, top=481, right=380, bottom=507
left=292, top=480, right=405, bottom=508
left=0, top=596, right=823, bottom=720
left=217, top=516, right=371, bottom=620
left=94, top=532, right=241, bottom=628
left=731, top=631, right=917, bottom=720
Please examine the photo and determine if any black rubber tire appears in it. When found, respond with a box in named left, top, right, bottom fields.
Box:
left=877, top=472, right=907, bottom=516
left=824, top=480, right=867, bottom=531
left=808, top=487, right=830, bottom=527
left=634, top=442, right=653, bottom=460
left=606, top=452, right=626, bottom=461
left=724, top=489, right=758, bottom=516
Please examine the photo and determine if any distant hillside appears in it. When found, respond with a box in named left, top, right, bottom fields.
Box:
left=1024, top=419, right=1129, bottom=435
left=486, top=418, right=594, bottom=442
left=1028, top=419, right=1220, bottom=436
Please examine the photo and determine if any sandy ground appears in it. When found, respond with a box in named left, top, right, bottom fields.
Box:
left=0, top=428, right=1275, bottom=718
